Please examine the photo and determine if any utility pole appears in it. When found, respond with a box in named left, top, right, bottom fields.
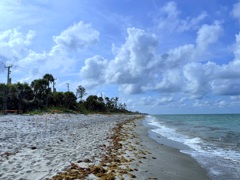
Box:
left=4, top=64, right=13, bottom=85
left=66, top=83, right=70, bottom=92
left=53, top=78, right=57, bottom=93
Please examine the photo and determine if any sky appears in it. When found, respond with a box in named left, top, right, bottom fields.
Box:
left=0, top=0, right=240, bottom=114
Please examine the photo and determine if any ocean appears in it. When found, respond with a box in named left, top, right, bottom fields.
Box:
left=143, top=114, right=240, bottom=180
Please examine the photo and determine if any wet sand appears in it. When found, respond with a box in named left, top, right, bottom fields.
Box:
left=122, top=119, right=210, bottom=179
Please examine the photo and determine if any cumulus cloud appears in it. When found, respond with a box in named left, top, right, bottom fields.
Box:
left=182, top=40, right=240, bottom=97
left=80, top=55, right=107, bottom=82
left=156, top=1, right=207, bottom=33
left=148, top=69, right=184, bottom=93
left=80, top=27, right=160, bottom=94
left=208, top=34, right=240, bottom=96
left=0, top=21, right=99, bottom=83
left=161, top=44, right=195, bottom=68
left=109, top=28, right=160, bottom=94
left=0, top=28, right=36, bottom=61
left=80, top=19, right=240, bottom=99
left=53, top=21, right=99, bottom=51
left=196, top=21, right=223, bottom=51
left=183, top=62, right=214, bottom=98
left=119, top=84, right=143, bottom=94
left=107, top=28, right=157, bottom=81
left=81, top=26, right=197, bottom=94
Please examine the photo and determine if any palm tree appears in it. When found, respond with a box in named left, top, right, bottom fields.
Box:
left=43, top=74, right=54, bottom=91
left=31, top=79, right=49, bottom=107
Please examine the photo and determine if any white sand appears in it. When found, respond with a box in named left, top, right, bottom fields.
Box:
left=0, top=114, right=133, bottom=180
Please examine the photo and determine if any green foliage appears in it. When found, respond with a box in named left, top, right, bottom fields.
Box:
left=63, top=91, right=77, bottom=110
left=85, top=95, right=106, bottom=112
left=0, top=73, right=131, bottom=114
left=43, top=74, right=54, bottom=85
left=78, top=104, right=88, bottom=114
left=52, top=92, right=64, bottom=106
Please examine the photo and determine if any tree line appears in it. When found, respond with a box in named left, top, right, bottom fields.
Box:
left=0, top=74, right=129, bottom=114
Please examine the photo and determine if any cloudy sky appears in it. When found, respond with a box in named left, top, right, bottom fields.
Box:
left=1, top=0, right=240, bottom=114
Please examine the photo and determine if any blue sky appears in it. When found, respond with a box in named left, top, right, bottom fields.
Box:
left=1, top=0, right=240, bottom=114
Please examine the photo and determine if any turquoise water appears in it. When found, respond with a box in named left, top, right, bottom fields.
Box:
left=144, top=114, right=240, bottom=180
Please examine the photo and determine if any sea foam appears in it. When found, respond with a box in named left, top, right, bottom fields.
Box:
left=144, top=115, right=240, bottom=180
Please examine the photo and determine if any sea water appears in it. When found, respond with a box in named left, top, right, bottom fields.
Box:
left=144, top=114, right=240, bottom=180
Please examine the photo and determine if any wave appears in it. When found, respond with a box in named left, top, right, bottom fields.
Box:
left=144, top=115, right=240, bottom=180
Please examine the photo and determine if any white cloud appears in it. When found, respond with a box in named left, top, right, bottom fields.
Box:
left=216, top=100, right=227, bottom=108
left=107, top=28, right=159, bottom=94
left=193, top=100, right=210, bottom=107
left=80, top=55, right=107, bottom=82
left=0, top=28, right=36, bottom=61
left=231, top=1, right=240, bottom=22
left=181, top=53, right=240, bottom=97
left=161, top=44, right=195, bottom=68
left=196, top=21, right=223, bottom=51
left=234, top=32, right=240, bottom=59
left=179, top=12, right=207, bottom=32
left=155, top=97, right=174, bottom=105
left=53, top=21, right=100, bottom=51
left=127, top=96, right=173, bottom=107
left=216, top=60, right=240, bottom=79
left=0, top=28, right=35, bottom=46
left=79, top=22, right=239, bottom=97
left=81, top=26, right=195, bottom=94
left=183, top=62, right=215, bottom=98
left=156, top=1, right=207, bottom=33
left=150, top=69, right=184, bottom=93
left=119, top=84, right=143, bottom=94
left=209, top=34, right=240, bottom=96
left=137, top=96, right=155, bottom=106
left=80, top=27, right=159, bottom=94
left=1, top=21, right=100, bottom=84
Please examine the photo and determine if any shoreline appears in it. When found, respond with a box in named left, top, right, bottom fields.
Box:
left=52, top=115, right=210, bottom=179
left=126, top=119, right=210, bottom=179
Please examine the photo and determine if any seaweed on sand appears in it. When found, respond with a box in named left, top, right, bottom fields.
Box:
left=50, top=116, right=144, bottom=180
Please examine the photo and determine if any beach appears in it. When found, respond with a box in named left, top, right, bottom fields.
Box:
left=120, top=118, right=210, bottom=179
left=0, top=114, right=209, bottom=179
